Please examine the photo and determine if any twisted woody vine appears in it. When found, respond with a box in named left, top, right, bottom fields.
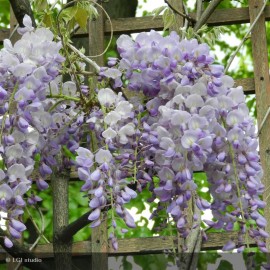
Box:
left=0, top=1, right=268, bottom=265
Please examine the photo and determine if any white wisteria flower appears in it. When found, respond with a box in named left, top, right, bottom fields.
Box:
left=98, top=88, right=117, bottom=107
left=104, top=111, right=121, bottom=126
left=5, top=144, right=23, bottom=159
left=118, top=123, right=135, bottom=144
left=7, top=164, right=27, bottom=182
left=102, top=127, right=117, bottom=140
left=115, top=101, right=133, bottom=119
left=95, top=149, right=113, bottom=164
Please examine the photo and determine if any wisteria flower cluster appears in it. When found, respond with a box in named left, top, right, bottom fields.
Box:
left=0, top=14, right=267, bottom=255
left=0, top=15, right=85, bottom=247
left=80, top=30, right=266, bottom=251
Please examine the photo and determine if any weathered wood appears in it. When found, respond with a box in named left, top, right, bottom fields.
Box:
left=69, top=6, right=270, bottom=37
left=0, top=231, right=254, bottom=260
left=52, top=173, right=72, bottom=270
left=88, top=6, right=105, bottom=67
left=235, top=78, right=256, bottom=94
left=88, top=5, right=109, bottom=270
left=249, top=0, right=270, bottom=251
left=1, top=6, right=270, bottom=43
left=102, top=6, right=270, bottom=35
left=169, top=0, right=185, bottom=33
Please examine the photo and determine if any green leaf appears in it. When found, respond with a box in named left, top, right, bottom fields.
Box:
left=151, top=6, right=167, bottom=19
left=186, top=27, right=195, bottom=39
left=162, top=8, right=175, bottom=31
left=34, top=153, right=41, bottom=162
left=85, top=4, right=99, bottom=21
left=62, top=145, right=76, bottom=160
left=35, top=0, right=48, bottom=12
left=60, top=6, right=77, bottom=24
left=74, top=7, right=89, bottom=30
left=217, top=260, right=234, bottom=270
left=42, top=12, right=53, bottom=28
left=0, top=159, right=4, bottom=170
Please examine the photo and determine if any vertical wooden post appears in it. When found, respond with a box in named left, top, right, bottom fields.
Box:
left=52, top=173, right=72, bottom=270
left=249, top=0, right=270, bottom=250
left=169, top=0, right=185, bottom=33
left=88, top=5, right=108, bottom=270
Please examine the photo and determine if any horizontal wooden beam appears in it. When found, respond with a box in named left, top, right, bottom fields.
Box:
left=235, top=77, right=255, bottom=94
left=103, top=6, right=270, bottom=35
left=100, top=6, right=270, bottom=34
left=69, top=6, right=270, bottom=37
left=0, top=231, right=255, bottom=260
left=1, top=6, right=269, bottom=43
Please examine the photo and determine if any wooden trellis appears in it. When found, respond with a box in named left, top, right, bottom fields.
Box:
left=0, top=0, right=270, bottom=269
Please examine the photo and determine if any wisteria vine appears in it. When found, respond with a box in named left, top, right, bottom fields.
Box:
left=0, top=15, right=267, bottom=255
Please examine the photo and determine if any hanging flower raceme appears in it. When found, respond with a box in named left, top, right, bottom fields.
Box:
left=89, top=30, right=266, bottom=252
left=0, top=15, right=85, bottom=247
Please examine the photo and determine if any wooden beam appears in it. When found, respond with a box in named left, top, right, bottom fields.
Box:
left=42, top=6, right=270, bottom=39
left=103, top=6, right=270, bottom=35
left=235, top=78, right=256, bottom=94
left=1, top=6, right=270, bottom=43
left=0, top=231, right=255, bottom=260
left=249, top=0, right=270, bottom=250
left=88, top=5, right=109, bottom=270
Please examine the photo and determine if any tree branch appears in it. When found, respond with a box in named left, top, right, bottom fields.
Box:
left=0, top=228, right=50, bottom=270
left=57, top=210, right=92, bottom=243
left=9, top=0, right=36, bottom=27
left=165, top=0, right=196, bottom=24
left=193, top=0, right=222, bottom=32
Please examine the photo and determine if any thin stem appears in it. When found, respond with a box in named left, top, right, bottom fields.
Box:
left=46, top=94, right=80, bottom=102
left=68, top=43, right=100, bottom=73
left=36, top=206, right=50, bottom=243
left=25, top=207, right=50, bottom=244
left=0, top=82, right=18, bottom=141
left=228, top=143, right=250, bottom=250
left=164, top=0, right=196, bottom=23
left=133, top=113, right=141, bottom=183
left=258, top=104, right=270, bottom=135
left=224, top=0, right=267, bottom=73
